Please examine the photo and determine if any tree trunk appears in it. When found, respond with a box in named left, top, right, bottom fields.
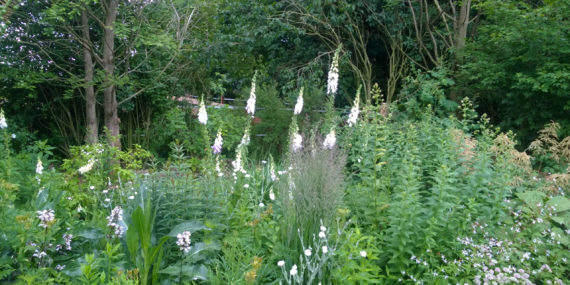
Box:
left=81, top=8, right=98, bottom=144
left=454, top=0, right=471, bottom=57
left=102, top=0, right=120, bottom=148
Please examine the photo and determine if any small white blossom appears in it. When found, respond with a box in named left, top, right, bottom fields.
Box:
left=128, top=196, right=135, bottom=200
left=319, top=231, right=326, bottom=239
left=322, top=246, right=328, bottom=254
left=294, top=87, right=304, bottom=115
left=107, top=206, right=124, bottom=238
left=176, top=231, right=192, bottom=253
left=360, top=251, right=367, bottom=258
left=277, top=260, right=285, bottom=267
left=63, top=233, right=73, bottom=251
left=259, top=202, right=265, bottom=207
left=290, top=264, right=298, bottom=276
left=269, top=190, right=275, bottom=201
left=55, top=264, right=65, bottom=271
left=320, top=226, right=326, bottom=232
left=11, top=133, right=16, bottom=139
left=304, top=248, right=312, bottom=257
left=323, top=130, right=336, bottom=150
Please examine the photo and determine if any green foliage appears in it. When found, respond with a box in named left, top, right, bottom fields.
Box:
left=459, top=0, right=570, bottom=146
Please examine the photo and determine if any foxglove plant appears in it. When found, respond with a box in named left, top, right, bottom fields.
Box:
left=211, top=129, right=223, bottom=154
left=246, top=73, right=257, bottom=117
left=198, top=98, right=208, bottom=125
left=347, top=87, right=360, bottom=127
left=323, top=129, right=336, bottom=150
left=294, top=87, right=304, bottom=115
left=0, top=109, right=7, bottom=129
left=326, top=48, right=341, bottom=97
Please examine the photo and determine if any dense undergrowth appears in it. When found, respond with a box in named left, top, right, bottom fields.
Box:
left=0, top=87, right=569, bottom=284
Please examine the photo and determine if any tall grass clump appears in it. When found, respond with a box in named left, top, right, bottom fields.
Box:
left=278, top=135, right=346, bottom=254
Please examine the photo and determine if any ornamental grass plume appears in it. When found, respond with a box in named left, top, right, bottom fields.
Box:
left=326, top=47, right=341, bottom=96
left=347, top=86, right=361, bottom=127
left=198, top=98, right=208, bottom=125
left=294, top=87, right=304, bottom=115
left=212, top=130, right=223, bottom=154
left=246, top=73, right=257, bottom=117
left=0, top=109, right=7, bottom=129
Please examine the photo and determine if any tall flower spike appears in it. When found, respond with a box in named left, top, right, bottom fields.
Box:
left=0, top=109, right=7, bottom=129
left=246, top=73, right=257, bottom=117
left=293, top=87, right=304, bottom=115
left=347, top=87, right=361, bottom=127
left=327, top=47, right=341, bottom=96
left=198, top=98, right=208, bottom=125
left=292, top=133, right=302, bottom=152
left=212, top=130, right=223, bottom=154
left=323, top=129, right=336, bottom=150
left=36, top=158, right=43, bottom=175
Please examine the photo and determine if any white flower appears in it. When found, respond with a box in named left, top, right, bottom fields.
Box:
left=246, top=74, right=257, bottom=116
left=55, top=264, right=65, bottom=271
left=322, top=246, right=328, bottom=254
left=36, top=158, right=43, bottom=175
left=323, top=130, right=336, bottom=150
left=0, top=109, right=7, bottom=129
left=347, top=92, right=360, bottom=127
left=269, top=190, right=275, bottom=201
left=319, top=231, right=326, bottom=239
left=104, top=198, right=111, bottom=202
left=290, top=264, right=298, bottom=276
left=294, top=87, right=304, bottom=115
left=212, top=130, right=223, bottom=154
left=292, top=133, right=303, bottom=152
left=11, top=133, right=16, bottom=139
left=304, top=248, right=312, bottom=257
left=37, top=209, right=55, bottom=228
left=320, top=226, right=326, bottom=232
left=63, top=233, right=73, bottom=251
left=327, top=48, right=340, bottom=96
left=89, top=185, right=95, bottom=190
left=128, top=196, right=135, bottom=200
left=176, top=231, right=192, bottom=253
left=232, top=151, right=243, bottom=174
left=78, top=159, right=95, bottom=174
left=360, top=251, right=367, bottom=258
left=244, top=184, right=249, bottom=188
left=277, top=260, right=285, bottom=267
left=259, top=202, right=265, bottom=207
left=197, top=99, right=208, bottom=125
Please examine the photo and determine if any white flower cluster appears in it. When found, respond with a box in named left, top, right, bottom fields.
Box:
left=323, top=130, right=336, bottom=150
left=106, top=206, right=124, bottom=238
left=36, top=158, right=43, bottom=175
left=327, top=49, right=340, bottom=96
left=294, top=87, right=304, bottom=115
left=198, top=99, right=208, bottom=125
left=37, top=209, right=55, bottom=228
left=176, top=231, right=192, bottom=253
left=78, top=159, right=96, bottom=175
left=246, top=74, right=257, bottom=116
left=0, top=109, right=7, bottom=129
left=347, top=92, right=360, bottom=127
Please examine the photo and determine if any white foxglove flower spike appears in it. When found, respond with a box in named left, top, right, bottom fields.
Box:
left=293, top=87, right=304, bottom=115
left=327, top=47, right=341, bottom=96
left=198, top=98, right=208, bottom=125
left=0, top=109, right=7, bottom=129
left=323, top=129, right=336, bottom=150
left=246, top=73, right=257, bottom=116
left=347, top=87, right=361, bottom=127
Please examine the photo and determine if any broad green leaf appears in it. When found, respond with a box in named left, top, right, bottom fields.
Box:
left=546, top=196, right=570, bottom=212
left=168, top=221, right=210, bottom=237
